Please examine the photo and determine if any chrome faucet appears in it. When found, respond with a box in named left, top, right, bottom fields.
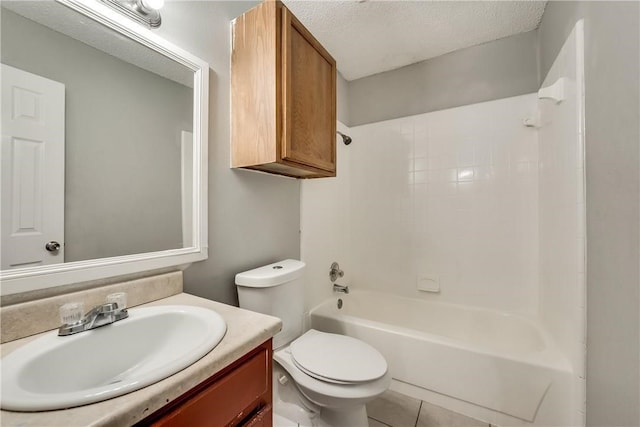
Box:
left=58, top=302, right=128, bottom=336
left=333, top=283, right=349, bottom=294
left=329, top=262, right=344, bottom=282
left=330, top=262, right=349, bottom=294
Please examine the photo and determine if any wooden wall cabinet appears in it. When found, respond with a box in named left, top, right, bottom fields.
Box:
left=138, top=340, right=273, bottom=427
left=231, top=1, right=337, bottom=178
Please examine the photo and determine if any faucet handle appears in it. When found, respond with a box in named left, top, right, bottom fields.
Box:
left=59, top=302, right=84, bottom=325
left=329, top=262, right=344, bottom=282
left=106, top=292, right=127, bottom=311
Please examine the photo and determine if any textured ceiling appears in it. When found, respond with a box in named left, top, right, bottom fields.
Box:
left=283, top=0, right=547, bottom=81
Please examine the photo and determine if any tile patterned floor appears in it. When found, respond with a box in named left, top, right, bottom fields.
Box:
left=272, top=389, right=492, bottom=427
left=366, top=390, right=490, bottom=427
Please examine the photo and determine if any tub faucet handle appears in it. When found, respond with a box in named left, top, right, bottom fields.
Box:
left=329, top=262, right=344, bottom=282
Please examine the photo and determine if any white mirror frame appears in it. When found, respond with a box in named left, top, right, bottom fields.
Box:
left=0, top=0, right=209, bottom=297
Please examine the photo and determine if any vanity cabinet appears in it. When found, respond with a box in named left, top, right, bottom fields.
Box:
left=231, top=1, right=337, bottom=178
left=139, top=340, right=273, bottom=427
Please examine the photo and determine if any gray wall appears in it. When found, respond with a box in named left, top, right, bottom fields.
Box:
left=347, top=30, right=539, bottom=126
left=336, top=72, right=350, bottom=125
left=1, top=9, right=190, bottom=262
left=155, top=1, right=301, bottom=305
left=538, top=2, right=640, bottom=426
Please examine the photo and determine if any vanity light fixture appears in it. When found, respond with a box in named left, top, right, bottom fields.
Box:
left=100, top=0, right=164, bottom=28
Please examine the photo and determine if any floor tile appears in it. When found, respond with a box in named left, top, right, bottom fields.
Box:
left=273, top=412, right=299, bottom=427
left=366, top=390, right=422, bottom=427
left=417, top=401, right=489, bottom=427
left=369, top=417, right=392, bottom=427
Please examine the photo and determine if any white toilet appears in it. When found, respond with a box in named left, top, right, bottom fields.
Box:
left=235, top=259, right=390, bottom=427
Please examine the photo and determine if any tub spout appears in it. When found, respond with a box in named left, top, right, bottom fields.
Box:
left=333, top=284, right=349, bottom=294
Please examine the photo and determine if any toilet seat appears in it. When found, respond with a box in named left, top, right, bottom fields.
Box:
left=292, top=362, right=353, bottom=385
left=289, top=329, right=387, bottom=384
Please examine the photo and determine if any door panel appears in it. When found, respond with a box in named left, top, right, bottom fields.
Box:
left=281, top=8, right=336, bottom=173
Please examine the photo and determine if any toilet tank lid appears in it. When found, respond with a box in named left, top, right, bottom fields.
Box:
left=235, top=259, right=305, bottom=287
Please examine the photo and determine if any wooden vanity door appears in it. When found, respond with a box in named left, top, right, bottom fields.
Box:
left=143, top=340, right=273, bottom=427
left=281, top=6, right=336, bottom=175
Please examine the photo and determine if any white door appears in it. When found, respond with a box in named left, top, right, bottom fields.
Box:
left=1, top=64, right=65, bottom=269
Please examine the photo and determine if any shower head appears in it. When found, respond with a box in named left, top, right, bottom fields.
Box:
left=337, top=131, right=352, bottom=145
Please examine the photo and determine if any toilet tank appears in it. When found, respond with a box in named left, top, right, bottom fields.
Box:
left=235, top=259, right=305, bottom=349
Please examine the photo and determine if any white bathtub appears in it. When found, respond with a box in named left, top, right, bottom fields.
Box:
left=309, top=291, right=576, bottom=426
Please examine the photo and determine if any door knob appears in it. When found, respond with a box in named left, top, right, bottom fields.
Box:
left=45, top=241, right=61, bottom=252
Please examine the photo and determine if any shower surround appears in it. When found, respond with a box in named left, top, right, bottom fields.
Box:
left=301, top=22, right=585, bottom=426
left=348, top=94, right=540, bottom=314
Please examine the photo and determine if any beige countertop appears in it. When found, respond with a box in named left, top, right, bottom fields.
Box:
left=0, top=293, right=282, bottom=427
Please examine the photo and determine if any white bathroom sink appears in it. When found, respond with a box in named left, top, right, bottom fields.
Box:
left=1, top=305, right=227, bottom=412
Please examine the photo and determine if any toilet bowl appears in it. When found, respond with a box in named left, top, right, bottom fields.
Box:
left=235, top=260, right=390, bottom=427
left=272, top=331, right=390, bottom=426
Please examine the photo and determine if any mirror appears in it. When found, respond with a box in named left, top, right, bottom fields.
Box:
left=0, top=0, right=209, bottom=296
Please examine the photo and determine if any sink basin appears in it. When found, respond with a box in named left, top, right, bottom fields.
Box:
left=1, top=305, right=227, bottom=411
